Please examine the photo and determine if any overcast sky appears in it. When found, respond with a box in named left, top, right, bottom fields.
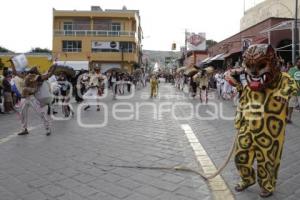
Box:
left=0, top=0, right=264, bottom=52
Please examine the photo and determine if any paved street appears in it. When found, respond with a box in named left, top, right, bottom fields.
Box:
left=0, top=83, right=300, bottom=200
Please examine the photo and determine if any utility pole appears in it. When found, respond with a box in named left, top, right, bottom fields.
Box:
left=185, top=29, right=188, bottom=66
left=293, top=0, right=299, bottom=64
left=120, top=45, right=124, bottom=70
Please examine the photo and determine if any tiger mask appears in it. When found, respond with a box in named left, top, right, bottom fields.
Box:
left=242, top=44, right=280, bottom=91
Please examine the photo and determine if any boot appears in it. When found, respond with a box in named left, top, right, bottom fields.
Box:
left=18, top=129, right=29, bottom=135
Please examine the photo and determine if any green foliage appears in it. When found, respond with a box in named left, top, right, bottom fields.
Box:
left=206, top=39, right=218, bottom=49
left=0, top=46, right=11, bottom=53
left=30, top=47, right=52, bottom=53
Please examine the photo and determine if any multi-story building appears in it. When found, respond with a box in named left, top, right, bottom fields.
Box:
left=241, top=0, right=296, bottom=31
left=52, top=6, right=142, bottom=73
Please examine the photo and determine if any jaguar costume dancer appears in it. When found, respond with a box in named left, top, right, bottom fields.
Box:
left=83, top=65, right=106, bottom=111
left=225, top=44, right=299, bottom=198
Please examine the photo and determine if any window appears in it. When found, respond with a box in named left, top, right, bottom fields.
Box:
left=93, top=20, right=110, bottom=30
left=120, top=42, right=135, bottom=53
left=63, top=22, right=73, bottom=35
left=73, top=20, right=90, bottom=30
left=62, top=41, right=82, bottom=52
left=111, top=23, right=121, bottom=36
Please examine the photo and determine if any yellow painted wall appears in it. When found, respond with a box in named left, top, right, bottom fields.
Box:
left=52, top=11, right=140, bottom=66
left=0, top=55, right=52, bottom=73
left=52, top=36, right=137, bottom=62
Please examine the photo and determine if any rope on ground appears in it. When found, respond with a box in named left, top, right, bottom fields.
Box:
left=92, top=131, right=237, bottom=181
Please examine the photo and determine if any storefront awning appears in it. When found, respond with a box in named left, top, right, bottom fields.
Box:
left=210, top=53, right=225, bottom=61
left=201, top=57, right=212, bottom=63
left=260, top=20, right=295, bottom=33
left=56, top=61, right=89, bottom=71
left=253, top=37, right=268, bottom=44
left=196, top=56, right=213, bottom=67
left=223, top=48, right=242, bottom=58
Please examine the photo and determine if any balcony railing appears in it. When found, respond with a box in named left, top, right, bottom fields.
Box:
left=54, top=30, right=136, bottom=37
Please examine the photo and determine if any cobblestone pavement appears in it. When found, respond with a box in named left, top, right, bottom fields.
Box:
left=0, top=83, right=299, bottom=200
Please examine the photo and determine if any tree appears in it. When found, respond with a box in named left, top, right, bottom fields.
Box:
left=0, top=46, right=12, bottom=53
left=30, top=47, right=52, bottom=53
left=206, top=39, right=218, bottom=49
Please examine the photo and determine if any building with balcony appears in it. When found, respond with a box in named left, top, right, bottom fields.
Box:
left=52, top=6, right=142, bottom=73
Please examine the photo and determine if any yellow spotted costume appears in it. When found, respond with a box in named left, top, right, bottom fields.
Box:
left=225, top=44, right=300, bottom=196
left=235, top=72, right=298, bottom=192
left=150, top=77, right=158, bottom=98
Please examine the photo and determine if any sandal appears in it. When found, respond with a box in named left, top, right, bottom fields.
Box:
left=234, top=181, right=255, bottom=192
left=260, top=189, right=273, bottom=198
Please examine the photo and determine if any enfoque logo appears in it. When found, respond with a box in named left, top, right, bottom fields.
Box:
left=50, top=100, right=265, bottom=128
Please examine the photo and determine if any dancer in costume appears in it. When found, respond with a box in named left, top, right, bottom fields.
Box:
left=11, top=60, right=56, bottom=136
left=225, top=44, right=299, bottom=198
left=194, top=69, right=209, bottom=103
left=83, top=65, right=106, bottom=111
left=150, top=75, right=159, bottom=98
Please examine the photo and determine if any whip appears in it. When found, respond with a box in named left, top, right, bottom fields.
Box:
left=92, top=131, right=237, bottom=181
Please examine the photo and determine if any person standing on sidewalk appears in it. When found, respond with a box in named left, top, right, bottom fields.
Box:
left=110, top=72, right=118, bottom=99
left=287, top=58, right=300, bottom=123
left=11, top=60, right=57, bottom=136
left=0, top=74, right=4, bottom=114
left=2, top=73, right=14, bottom=113
left=214, top=70, right=223, bottom=99
left=225, top=44, right=299, bottom=198
left=57, top=72, right=73, bottom=117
